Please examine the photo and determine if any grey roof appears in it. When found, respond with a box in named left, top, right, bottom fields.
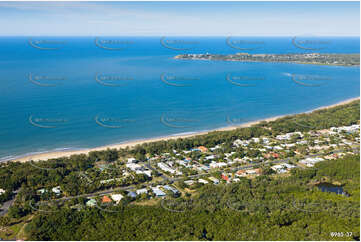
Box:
left=163, top=185, right=179, bottom=194
left=127, top=191, right=137, bottom=198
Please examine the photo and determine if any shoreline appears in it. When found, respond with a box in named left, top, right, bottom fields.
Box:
left=7, top=97, right=360, bottom=163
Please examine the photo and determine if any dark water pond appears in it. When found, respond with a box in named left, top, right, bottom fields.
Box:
left=317, top=183, right=349, bottom=196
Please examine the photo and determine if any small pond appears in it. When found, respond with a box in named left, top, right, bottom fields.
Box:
left=317, top=183, right=349, bottom=196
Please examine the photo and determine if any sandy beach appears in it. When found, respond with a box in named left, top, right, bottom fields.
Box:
left=10, top=97, right=360, bottom=163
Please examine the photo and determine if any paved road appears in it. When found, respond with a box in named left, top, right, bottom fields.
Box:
left=0, top=199, right=14, bottom=216
left=0, top=189, right=19, bottom=216
left=55, top=185, right=136, bottom=202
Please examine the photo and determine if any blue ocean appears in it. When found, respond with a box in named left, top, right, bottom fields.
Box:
left=0, top=36, right=359, bottom=160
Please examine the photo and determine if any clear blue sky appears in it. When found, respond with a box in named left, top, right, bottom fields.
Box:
left=0, top=1, right=359, bottom=36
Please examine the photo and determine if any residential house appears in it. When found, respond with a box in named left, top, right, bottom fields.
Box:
left=246, top=168, right=262, bottom=175
left=136, top=169, right=152, bottom=177
left=198, top=146, right=209, bottom=153
left=86, top=198, right=97, bottom=207
left=184, top=180, right=195, bottom=186
left=235, top=170, right=247, bottom=177
left=208, top=177, right=220, bottom=184
left=37, top=188, right=47, bottom=194
left=198, top=179, right=209, bottom=184
left=276, top=132, right=303, bottom=141
left=210, top=161, right=227, bottom=169
left=51, top=186, right=61, bottom=195
left=126, top=163, right=142, bottom=171
left=299, top=157, right=324, bottom=167
left=205, top=155, right=215, bottom=160
left=111, top=194, right=124, bottom=204
left=151, top=187, right=166, bottom=197
left=157, top=162, right=180, bottom=174
left=102, top=195, right=112, bottom=203
left=136, top=188, right=148, bottom=195
left=251, top=137, right=260, bottom=143
left=237, top=168, right=262, bottom=176
left=221, top=173, right=230, bottom=182
left=127, top=191, right=137, bottom=198
left=163, top=185, right=179, bottom=195
left=264, top=152, right=279, bottom=159
left=127, top=158, right=137, bottom=163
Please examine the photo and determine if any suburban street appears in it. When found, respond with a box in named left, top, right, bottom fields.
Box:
left=41, top=145, right=359, bottom=203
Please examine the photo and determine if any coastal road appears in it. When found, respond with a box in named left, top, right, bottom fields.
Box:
left=33, top=146, right=360, bottom=204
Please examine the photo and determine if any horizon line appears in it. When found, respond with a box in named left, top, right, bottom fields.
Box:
left=0, top=35, right=360, bottom=37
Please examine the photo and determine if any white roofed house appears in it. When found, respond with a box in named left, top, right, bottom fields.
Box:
left=233, top=158, right=246, bottom=164
left=271, top=164, right=286, bottom=174
left=176, top=160, right=187, bottom=166
left=271, top=163, right=296, bottom=173
left=175, top=170, right=183, bottom=175
left=86, top=198, right=97, bottom=207
left=100, top=178, right=116, bottom=184
left=141, top=170, right=152, bottom=177
left=276, top=134, right=289, bottom=141
left=184, top=180, right=195, bottom=186
left=195, top=165, right=204, bottom=172
left=210, top=145, right=221, bottom=151
left=262, top=137, right=270, bottom=144
left=209, top=161, right=227, bottom=169
left=283, top=163, right=296, bottom=169
left=331, top=124, right=360, bottom=134
left=342, top=139, right=353, bottom=146
left=264, top=145, right=273, bottom=150
left=136, top=188, right=148, bottom=195
left=176, top=159, right=193, bottom=168
left=226, top=158, right=236, bottom=165
left=198, top=179, right=209, bottom=184
left=157, top=162, right=176, bottom=174
left=151, top=186, right=166, bottom=197
left=251, top=137, right=260, bottom=143
left=299, top=157, right=324, bottom=167
left=127, top=157, right=137, bottom=163
left=111, top=194, right=124, bottom=204
left=37, top=188, right=47, bottom=194
left=283, top=143, right=295, bottom=148
left=208, top=177, right=219, bottom=184
left=276, top=132, right=303, bottom=141
left=233, top=139, right=249, bottom=147
left=51, top=186, right=62, bottom=195
left=126, top=163, right=142, bottom=171
left=224, top=152, right=235, bottom=158
left=205, top=155, right=215, bottom=160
